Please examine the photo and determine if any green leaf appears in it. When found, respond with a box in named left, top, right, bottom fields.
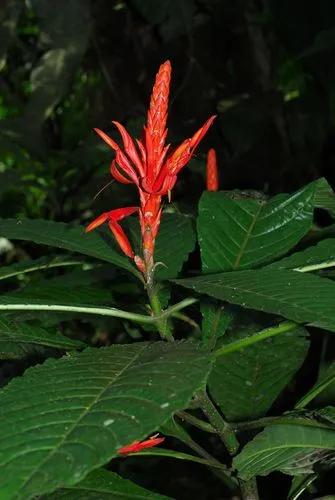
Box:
left=296, top=363, right=335, bottom=409
left=234, top=423, right=335, bottom=480
left=0, top=256, right=83, bottom=281
left=44, top=468, right=171, bottom=499
left=267, top=239, right=335, bottom=272
left=197, top=183, right=315, bottom=273
left=0, top=218, right=137, bottom=275
left=209, top=326, right=309, bottom=421
left=313, top=177, right=335, bottom=218
left=200, top=300, right=232, bottom=350
left=176, top=268, right=335, bottom=333
left=0, top=341, right=212, bottom=499
left=0, top=317, right=84, bottom=359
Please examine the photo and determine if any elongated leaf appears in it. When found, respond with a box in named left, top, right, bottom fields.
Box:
left=0, top=218, right=136, bottom=274
left=0, top=256, right=83, bottom=281
left=267, top=239, right=335, bottom=271
left=4, top=283, right=113, bottom=307
left=44, top=468, right=171, bottom=499
left=0, top=341, right=212, bottom=499
left=176, top=268, right=335, bottom=333
left=234, top=423, right=335, bottom=480
left=197, top=183, right=315, bottom=273
left=209, top=327, right=309, bottom=421
left=296, top=362, right=335, bottom=409
left=0, top=317, right=84, bottom=359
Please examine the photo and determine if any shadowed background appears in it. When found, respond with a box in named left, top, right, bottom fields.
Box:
left=1, top=1, right=335, bottom=498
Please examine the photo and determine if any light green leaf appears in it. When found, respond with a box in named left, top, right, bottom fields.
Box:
left=209, top=327, right=309, bottom=421
left=0, top=218, right=137, bottom=275
left=175, top=268, right=335, bottom=333
left=267, top=239, right=335, bottom=272
left=44, top=468, right=171, bottom=499
left=0, top=341, right=212, bottom=499
left=0, top=256, right=83, bottom=281
left=0, top=317, right=84, bottom=359
left=234, top=423, right=335, bottom=480
left=197, top=183, right=315, bottom=273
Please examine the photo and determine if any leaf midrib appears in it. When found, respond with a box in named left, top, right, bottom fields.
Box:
left=16, top=344, right=149, bottom=497
left=233, top=203, right=263, bottom=269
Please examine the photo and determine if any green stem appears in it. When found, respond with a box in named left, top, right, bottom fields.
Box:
left=233, top=415, right=335, bottom=432
left=214, top=321, right=297, bottom=358
left=0, top=303, right=155, bottom=323
left=295, top=259, right=335, bottom=273
left=240, top=477, right=259, bottom=500
left=196, top=390, right=239, bottom=455
left=147, top=286, right=174, bottom=341
left=177, top=410, right=216, bottom=433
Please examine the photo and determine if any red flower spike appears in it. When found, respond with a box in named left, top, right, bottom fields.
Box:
left=88, top=60, right=215, bottom=281
left=118, top=435, right=165, bottom=455
left=206, top=148, right=219, bottom=191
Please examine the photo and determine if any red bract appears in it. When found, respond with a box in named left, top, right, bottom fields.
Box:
left=206, top=148, right=219, bottom=191
left=118, top=435, right=165, bottom=455
left=87, top=60, right=215, bottom=282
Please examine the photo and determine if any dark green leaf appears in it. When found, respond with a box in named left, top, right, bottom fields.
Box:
left=0, top=218, right=137, bottom=275
left=0, top=256, right=83, bottom=281
left=176, top=268, right=335, bottom=333
left=267, top=239, right=335, bottom=271
left=201, top=300, right=232, bottom=350
left=44, top=468, right=171, bottom=499
left=313, top=177, right=335, bottom=218
left=0, top=341, right=212, bottom=498
left=197, top=183, right=315, bottom=273
left=209, top=327, right=309, bottom=421
left=0, top=317, right=84, bottom=359
left=234, top=424, right=335, bottom=479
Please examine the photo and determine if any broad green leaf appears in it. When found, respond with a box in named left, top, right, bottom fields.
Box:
left=44, top=468, right=171, bottom=499
left=0, top=317, right=84, bottom=359
left=200, top=300, right=232, bottom=350
left=0, top=256, right=83, bottom=281
left=126, top=213, right=196, bottom=280
left=197, top=183, right=315, bottom=273
left=313, top=177, right=335, bottom=218
left=267, top=239, right=335, bottom=272
left=234, top=423, right=335, bottom=480
left=0, top=218, right=136, bottom=275
left=176, top=268, right=335, bottom=333
left=209, top=327, right=309, bottom=421
left=0, top=341, right=212, bottom=499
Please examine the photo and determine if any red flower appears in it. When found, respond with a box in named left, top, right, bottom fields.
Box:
left=118, top=435, right=165, bottom=455
left=206, top=148, right=219, bottom=191
left=87, top=60, right=215, bottom=282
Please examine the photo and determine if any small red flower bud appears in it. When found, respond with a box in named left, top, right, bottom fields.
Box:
left=206, top=148, right=219, bottom=191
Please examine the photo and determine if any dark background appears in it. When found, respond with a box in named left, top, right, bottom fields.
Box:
left=1, top=1, right=335, bottom=499
left=1, top=0, right=335, bottom=225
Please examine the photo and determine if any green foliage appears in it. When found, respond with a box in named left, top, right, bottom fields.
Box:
left=234, top=420, right=335, bottom=479
left=44, top=468, right=172, bottom=499
left=209, top=326, right=309, bottom=421
left=197, top=184, right=315, bottom=273
left=0, top=342, right=212, bottom=498
left=176, top=268, right=335, bottom=333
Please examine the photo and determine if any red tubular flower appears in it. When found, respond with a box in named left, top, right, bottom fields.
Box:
left=206, top=148, right=219, bottom=191
left=87, top=60, right=215, bottom=282
left=118, top=435, right=165, bottom=455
